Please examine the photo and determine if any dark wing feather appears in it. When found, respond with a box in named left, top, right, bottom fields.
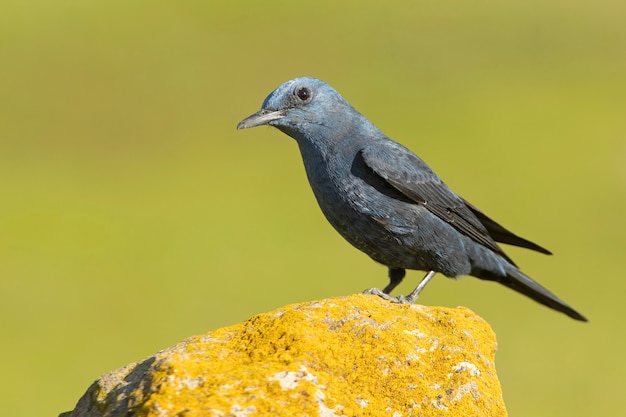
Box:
left=461, top=198, right=552, bottom=255
left=360, top=143, right=516, bottom=264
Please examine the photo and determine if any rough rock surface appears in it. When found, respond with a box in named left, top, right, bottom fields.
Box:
left=61, top=294, right=507, bottom=416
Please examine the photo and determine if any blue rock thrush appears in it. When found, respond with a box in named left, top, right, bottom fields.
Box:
left=237, top=77, right=586, bottom=321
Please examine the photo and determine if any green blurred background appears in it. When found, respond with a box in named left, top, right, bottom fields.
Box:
left=1, top=1, right=624, bottom=415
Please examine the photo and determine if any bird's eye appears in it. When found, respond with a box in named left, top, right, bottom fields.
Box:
left=296, top=87, right=311, bottom=101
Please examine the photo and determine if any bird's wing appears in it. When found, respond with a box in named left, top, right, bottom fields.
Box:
left=359, top=142, right=515, bottom=264
left=461, top=198, right=552, bottom=255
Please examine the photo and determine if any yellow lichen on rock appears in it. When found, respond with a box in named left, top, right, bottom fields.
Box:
left=63, top=295, right=507, bottom=417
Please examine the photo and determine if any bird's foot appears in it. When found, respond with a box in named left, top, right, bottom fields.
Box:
left=362, top=288, right=416, bottom=304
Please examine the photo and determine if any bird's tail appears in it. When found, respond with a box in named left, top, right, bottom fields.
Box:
left=479, top=265, right=587, bottom=321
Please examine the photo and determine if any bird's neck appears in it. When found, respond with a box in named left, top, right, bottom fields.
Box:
left=295, top=118, right=380, bottom=186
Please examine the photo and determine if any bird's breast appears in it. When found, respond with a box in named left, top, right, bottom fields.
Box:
left=303, top=151, right=417, bottom=243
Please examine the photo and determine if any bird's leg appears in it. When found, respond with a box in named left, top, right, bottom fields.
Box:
left=364, top=270, right=436, bottom=305
left=401, top=270, right=436, bottom=304
left=362, top=268, right=405, bottom=300
left=384, top=267, right=406, bottom=294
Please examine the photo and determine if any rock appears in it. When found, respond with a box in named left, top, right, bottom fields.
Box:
left=61, top=294, right=507, bottom=416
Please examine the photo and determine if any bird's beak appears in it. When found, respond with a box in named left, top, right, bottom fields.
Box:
left=237, top=109, right=285, bottom=130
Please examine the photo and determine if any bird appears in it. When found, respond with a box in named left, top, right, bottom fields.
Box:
left=237, top=76, right=587, bottom=322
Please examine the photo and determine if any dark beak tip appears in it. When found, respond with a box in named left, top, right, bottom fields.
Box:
left=236, top=112, right=262, bottom=131
left=235, top=109, right=285, bottom=131
left=236, top=117, right=256, bottom=131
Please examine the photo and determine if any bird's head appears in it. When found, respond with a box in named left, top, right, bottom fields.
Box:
left=237, top=77, right=354, bottom=140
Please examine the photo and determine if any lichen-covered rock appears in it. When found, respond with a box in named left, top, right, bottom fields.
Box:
left=62, top=295, right=507, bottom=417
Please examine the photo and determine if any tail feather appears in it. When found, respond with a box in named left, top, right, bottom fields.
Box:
left=479, top=266, right=587, bottom=321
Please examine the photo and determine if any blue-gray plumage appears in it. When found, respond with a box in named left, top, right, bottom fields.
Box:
left=237, top=77, right=586, bottom=321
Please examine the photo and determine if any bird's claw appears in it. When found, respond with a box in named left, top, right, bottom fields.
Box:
left=362, top=288, right=415, bottom=304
